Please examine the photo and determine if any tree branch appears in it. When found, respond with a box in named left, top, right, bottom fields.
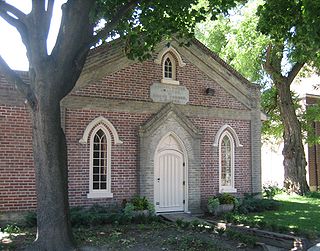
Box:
left=0, top=4, right=29, bottom=48
left=0, top=1, right=27, bottom=20
left=263, top=44, right=285, bottom=83
left=287, top=62, right=304, bottom=84
left=0, top=56, right=37, bottom=109
left=89, top=0, right=140, bottom=47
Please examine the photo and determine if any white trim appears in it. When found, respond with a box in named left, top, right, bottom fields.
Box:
left=79, top=116, right=123, bottom=145
left=213, top=124, right=243, bottom=147
left=154, top=132, right=188, bottom=213
left=161, top=78, right=180, bottom=85
left=154, top=46, right=186, bottom=67
left=87, top=125, right=113, bottom=199
left=219, top=131, right=237, bottom=193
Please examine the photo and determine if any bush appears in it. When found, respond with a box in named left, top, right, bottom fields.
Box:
left=207, top=197, right=220, bottom=214
left=263, top=183, right=282, bottom=199
left=24, top=211, right=37, bottom=227
left=237, top=194, right=280, bottom=214
left=218, top=193, right=237, bottom=205
left=306, top=191, right=320, bottom=199
left=131, top=196, right=149, bottom=210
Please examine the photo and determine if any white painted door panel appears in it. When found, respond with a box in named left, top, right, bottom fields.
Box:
left=155, top=150, right=184, bottom=212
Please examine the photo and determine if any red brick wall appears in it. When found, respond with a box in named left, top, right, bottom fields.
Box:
left=191, top=117, right=252, bottom=205
left=306, top=96, right=320, bottom=190
left=0, top=105, right=36, bottom=211
left=66, top=109, right=151, bottom=208
left=0, top=55, right=253, bottom=212
left=73, top=58, right=247, bottom=110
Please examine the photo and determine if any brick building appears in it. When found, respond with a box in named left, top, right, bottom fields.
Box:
left=306, top=94, right=320, bottom=191
left=0, top=38, right=263, bottom=215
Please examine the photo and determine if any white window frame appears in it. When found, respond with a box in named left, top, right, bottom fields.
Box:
left=219, top=131, right=237, bottom=193
left=214, top=124, right=242, bottom=193
left=87, top=125, right=113, bottom=198
left=79, top=116, right=123, bottom=199
left=161, top=53, right=179, bottom=85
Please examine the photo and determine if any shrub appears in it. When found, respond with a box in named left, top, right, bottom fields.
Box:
left=218, top=193, right=237, bottom=205
left=263, top=183, right=282, bottom=199
left=24, top=211, right=37, bottom=227
left=131, top=196, right=149, bottom=210
left=207, top=197, right=220, bottom=214
left=123, top=202, right=135, bottom=219
left=3, top=224, right=21, bottom=234
left=306, top=191, right=320, bottom=199
left=237, top=194, right=280, bottom=214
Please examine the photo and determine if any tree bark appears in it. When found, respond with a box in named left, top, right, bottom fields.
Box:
left=276, top=80, right=310, bottom=195
left=25, top=85, right=75, bottom=250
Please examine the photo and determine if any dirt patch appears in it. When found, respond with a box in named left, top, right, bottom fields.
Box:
left=1, top=222, right=264, bottom=250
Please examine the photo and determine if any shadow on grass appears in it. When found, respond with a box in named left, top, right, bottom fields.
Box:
left=247, top=195, right=320, bottom=236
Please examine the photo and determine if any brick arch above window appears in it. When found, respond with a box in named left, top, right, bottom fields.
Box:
left=213, top=124, right=243, bottom=148
left=79, top=116, right=123, bottom=145
left=154, top=46, right=186, bottom=67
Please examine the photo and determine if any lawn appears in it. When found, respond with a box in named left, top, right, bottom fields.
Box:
left=242, top=193, right=320, bottom=237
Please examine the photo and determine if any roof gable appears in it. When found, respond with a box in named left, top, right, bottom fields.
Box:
left=75, top=37, right=259, bottom=109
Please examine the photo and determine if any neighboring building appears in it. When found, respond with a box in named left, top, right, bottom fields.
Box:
left=0, top=38, right=263, bottom=215
left=305, top=94, right=320, bottom=191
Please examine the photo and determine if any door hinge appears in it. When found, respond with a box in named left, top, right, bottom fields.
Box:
left=183, top=200, right=185, bottom=204
left=183, top=181, right=185, bottom=186
left=183, top=162, right=185, bottom=167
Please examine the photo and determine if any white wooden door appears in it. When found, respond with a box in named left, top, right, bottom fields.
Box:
left=155, top=149, right=184, bottom=213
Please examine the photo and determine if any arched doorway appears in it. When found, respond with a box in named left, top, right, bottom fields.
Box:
left=154, top=133, right=187, bottom=213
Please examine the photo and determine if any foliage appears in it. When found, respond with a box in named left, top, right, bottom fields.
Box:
left=123, top=202, right=136, bottom=219
left=236, top=194, right=280, bottom=214
left=131, top=196, right=149, bottom=210
left=207, top=197, right=220, bottom=213
left=24, top=211, right=37, bottom=228
left=196, top=0, right=270, bottom=86
left=2, top=224, right=21, bottom=234
left=217, top=193, right=237, bottom=205
left=263, top=183, right=283, bottom=199
left=306, top=191, right=320, bottom=199
left=225, top=228, right=257, bottom=247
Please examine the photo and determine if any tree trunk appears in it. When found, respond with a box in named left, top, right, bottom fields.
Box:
left=26, top=89, right=75, bottom=250
left=276, top=80, right=310, bottom=195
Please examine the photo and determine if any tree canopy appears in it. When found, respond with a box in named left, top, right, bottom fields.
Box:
left=197, top=0, right=320, bottom=194
left=0, top=1, right=244, bottom=250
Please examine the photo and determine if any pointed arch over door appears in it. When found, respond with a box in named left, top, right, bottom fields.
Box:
left=154, top=133, right=187, bottom=213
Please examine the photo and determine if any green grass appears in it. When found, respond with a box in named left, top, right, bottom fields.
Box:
left=243, top=193, right=320, bottom=237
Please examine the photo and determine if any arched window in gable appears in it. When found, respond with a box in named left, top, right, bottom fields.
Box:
left=164, top=54, right=174, bottom=79
left=154, top=46, right=186, bottom=85
left=162, top=53, right=178, bottom=85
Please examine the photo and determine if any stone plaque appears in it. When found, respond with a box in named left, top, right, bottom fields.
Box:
left=150, top=82, right=189, bottom=104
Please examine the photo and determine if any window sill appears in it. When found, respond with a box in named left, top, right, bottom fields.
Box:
left=87, top=191, right=113, bottom=199
left=161, top=78, right=180, bottom=85
left=219, top=187, right=237, bottom=193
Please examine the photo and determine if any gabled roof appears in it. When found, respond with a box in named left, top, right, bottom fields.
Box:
left=75, top=37, right=260, bottom=109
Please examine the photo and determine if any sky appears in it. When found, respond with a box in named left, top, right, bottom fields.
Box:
left=0, top=0, right=66, bottom=70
